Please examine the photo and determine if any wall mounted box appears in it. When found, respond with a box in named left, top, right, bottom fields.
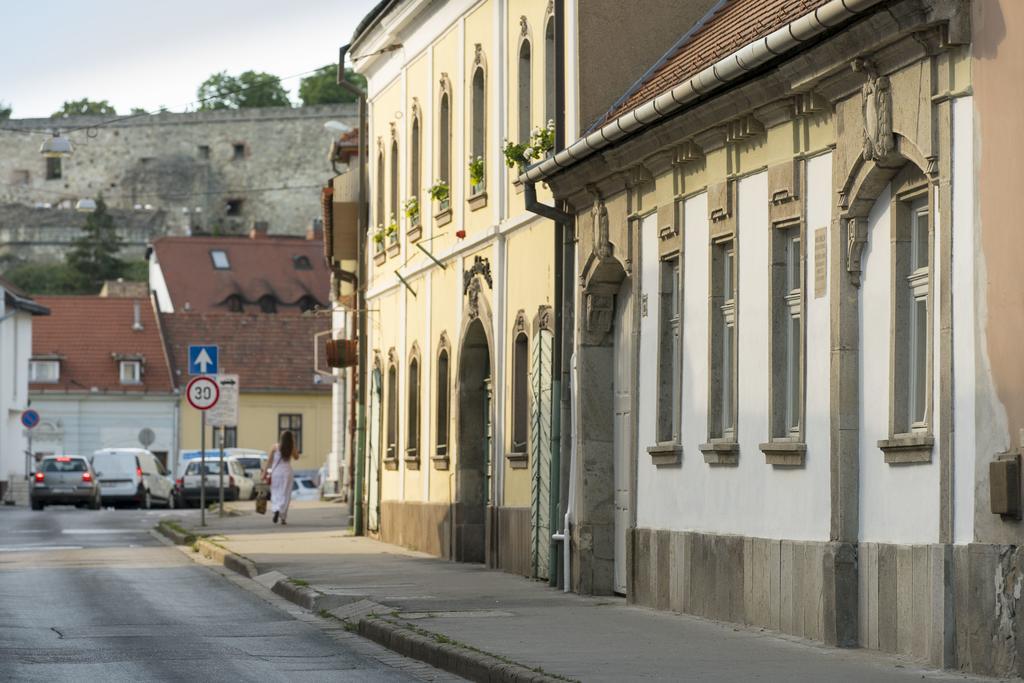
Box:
left=990, top=453, right=1021, bottom=518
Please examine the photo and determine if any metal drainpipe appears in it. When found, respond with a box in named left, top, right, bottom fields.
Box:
left=337, top=44, right=368, bottom=535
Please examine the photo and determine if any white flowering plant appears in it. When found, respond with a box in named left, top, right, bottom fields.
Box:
left=503, top=120, right=555, bottom=171
left=385, top=216, right=399, bottom=243
left=427, top=179, right=450, bottom=205
left=404, top=197, right=420, bottom=222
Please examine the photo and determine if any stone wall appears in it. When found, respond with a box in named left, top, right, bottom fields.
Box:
left=380, top=500, right=451, bottom=558
left=0, top=105, right=356, bottom=248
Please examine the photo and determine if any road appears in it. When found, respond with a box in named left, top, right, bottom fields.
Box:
left=0, top=504, right=453, bottom=682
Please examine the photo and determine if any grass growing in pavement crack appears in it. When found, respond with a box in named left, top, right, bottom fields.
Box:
left=289, top=578, right=310, bottom=587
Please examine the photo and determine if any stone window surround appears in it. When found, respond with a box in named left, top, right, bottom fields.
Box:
left=700, top=232, right=739, bottom=466
left=469, top=44, right=487, bottom=202
left=405, top=343, right=422, bottom=470
left=384, top=348, right=400, bottom=470
left=760, top=216, right=808, bottom=467
left=409, top=99, right=422, bottom=243
left=648, top=252, right=682, bottom=467
left=516, top=17, right=533, bottom=146
left=433, top=333, right=452, bottom=470
left=879, top=176, right=935, bottom=465
left=506, top=310, right=530, bottom=470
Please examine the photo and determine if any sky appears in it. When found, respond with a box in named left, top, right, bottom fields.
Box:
left=0, top=0, right=378, bottom=119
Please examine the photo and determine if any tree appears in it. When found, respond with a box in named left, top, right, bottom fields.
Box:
left=197, top=70, right=291, bottom=110
left=299, top=66, right=366, bottom=106
left=0, top=102, right=11, bottom=121
left=52, top=98, right=117, bottom=118
left=1, top=262, right=88, bottom=295
left=66, top=196, right=124, bottom=288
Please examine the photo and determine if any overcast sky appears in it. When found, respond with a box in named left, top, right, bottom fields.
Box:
left=0, top=0, right=378, bottom=118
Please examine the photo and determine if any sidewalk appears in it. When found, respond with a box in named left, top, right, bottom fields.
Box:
left=169, top=502, right=993, bottom=682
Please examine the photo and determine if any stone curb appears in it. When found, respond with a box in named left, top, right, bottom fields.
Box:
left=193, top=538, right=259, bottom=579
left=357, top=617, right=567, bottom=683
left=154, top=522, right=193, bottom=546
left=270, top=579, right=370, bottom=613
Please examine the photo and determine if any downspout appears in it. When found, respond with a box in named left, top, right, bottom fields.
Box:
left=337, top=44, right=368, bottom=535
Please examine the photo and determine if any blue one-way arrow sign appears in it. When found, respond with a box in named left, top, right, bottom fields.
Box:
left=188, top=345, right=219, bottom=375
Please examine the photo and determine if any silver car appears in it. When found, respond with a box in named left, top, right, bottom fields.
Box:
left=31, top=456, right=102, bottom=510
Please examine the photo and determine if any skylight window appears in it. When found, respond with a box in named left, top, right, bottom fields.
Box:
left=210, top=250, right=230, bottom=270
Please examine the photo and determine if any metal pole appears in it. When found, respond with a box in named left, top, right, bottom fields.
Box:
left=218, top=427, right=225, bottom=516
left=200, top=412, right=206, bottom=527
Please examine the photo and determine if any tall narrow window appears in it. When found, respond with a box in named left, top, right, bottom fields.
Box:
left=511, top=332, right=529, bottom=453
left=710, top=239, right=736, bottom=441
left=410, top=114, right=421, bottom=207
left=656, top=258, right=681, bottom=443
left=386, top=364, right=398, bottom=460
left=438, top=92, right=451, bottom=185
left=769, top=224, right=803, bottom=440
left=376, top=150, right=385, bottom=228
left=518, top=40, right=532, bottom=143
left=46, top=157, right=61, bottom=180
left=436, top=347, right=450, bottom=456
left=894, top=194, right=930, bottom=434
left=471, top=67, right=485, bottom=192
left=389, top=139, right=399, bottom=229
left=544, top=17, right=556, bottom=126
left=407, top=357, right=420, bottom=461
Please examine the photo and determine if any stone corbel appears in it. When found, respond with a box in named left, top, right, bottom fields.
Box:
left=794, top=92, right=828, bottom=118
left=724, top=115, right=765, bottom=145
left=846, top=215, right=868, bottom=287
left=768, top=160, right=802, bottom=225
left=707, top=180, right=735, bottom=238
left=675, top=141, right=703, bottom=165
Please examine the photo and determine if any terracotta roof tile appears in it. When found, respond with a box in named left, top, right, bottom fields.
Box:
left=151, top=235, right=330, bottom=315
left=160, top=312, right=331, bottom=394
left=30, top=296, right=174, bottom=394
left=602, top=0, right=828, bottom=125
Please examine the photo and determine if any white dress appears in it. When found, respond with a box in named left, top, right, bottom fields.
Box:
left=268, top=449, right=294, bottom=519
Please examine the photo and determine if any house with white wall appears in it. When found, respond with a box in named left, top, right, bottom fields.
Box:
left=0, top=277, right=48, bottom=502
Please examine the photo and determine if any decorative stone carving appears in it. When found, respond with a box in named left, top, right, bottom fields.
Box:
left=585, top=293, right=615, bottom=343
left=535, top=305, right=553, bottom=333
left=520, top=15, right=529, bottom=37
left=514, top=310, right=528, bottom=334
left=579, top=188, right=627, bottom=346
left=852, top=59, right=895, bottom=162
left=463, top=255, right=493, bottom=293
left=590, top=191, right=611, bottom=259
left=466, top=277, right=483, bottom=321
left=473, top=43, right=483, bottom=70
left=846, top=216, right=869, bottom=287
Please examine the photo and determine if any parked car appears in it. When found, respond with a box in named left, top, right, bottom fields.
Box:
left=31, top=455, right=102, bottom=510
left=228, top=453, right=268, bottom=481
left=291, top=477, right=320, bottom=502
left=91, top=448, right=174, bottom=509
left=177, top=459, right=253, bottom=507
left=176, top=448, right=266, bottom=478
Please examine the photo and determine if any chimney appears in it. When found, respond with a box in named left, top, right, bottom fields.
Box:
left=249, top=221, right=269, bottom=239
left=132, top=300, right=144, bottom=331
left=307, top=218, right=324, bottom=241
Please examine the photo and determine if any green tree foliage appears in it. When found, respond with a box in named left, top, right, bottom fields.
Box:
left=66, top=196, right=125, bottom=289
left=1, top=262, right=88, bottom=295
left=299, top=66, right=366, bottom=105
left=52, top=98, right=117, bottom=118
left=0, top=102, right=11, bottom=120
left=197, top=70, right=291, bottom=110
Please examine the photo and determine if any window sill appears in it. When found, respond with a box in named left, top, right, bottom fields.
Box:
left=759, top=440, right=806, bottom=467
left=435, top=208, right=452, bottom=228
left=878, top=433, right=934, bottom=464
left=505, top=451, right=528, bottom=469
left=386, top=242, right=401, bottom=257
left=373, top=250, right=386, bottom=266
left=383, top=456, right=399, bottom=470
left=646, top=442, right=682, bottom=466
left=468, top=191, right=488, bottom=211
left=431, top=451, right=450, bottom=470
left=408, top=225, right=422, bottom=243
left=699, top=440, right=739, bottom=466
left=404, top=451, right=420, bottom=470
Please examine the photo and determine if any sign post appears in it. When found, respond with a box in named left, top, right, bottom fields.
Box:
left=186, top=375, right=220, bottom=527
left=208, top=374, right=239, bottom=517
left=21, top=409, right=39, bottom=479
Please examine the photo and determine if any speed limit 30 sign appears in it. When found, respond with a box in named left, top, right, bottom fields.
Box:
left=186, top=375, right=220, bottom=410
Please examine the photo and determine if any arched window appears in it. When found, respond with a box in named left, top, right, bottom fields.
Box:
left=471, top=66, right=485, bottom=176
left=389, top=138, right=399, bottom=226
left=386, top=362, right=398, bottom=460
left=298, top=295, right=317, bottom=312
left=511, top=331, right=529, bottom=453
left=544, top=17, right=556, bottom=126
left=226, top=294, right=243, bottom=313
left=518, top=39, right=532, bottom=143
left=438, top=91, right=451, bottom=185
left=407, top=355, right=420, bottom=460
left=436, top=345, right=450, bottom=456
left=376, top=148, right=385, bottom=228
left=410, top=112, right=421, bottom=207
left=259, top=295, right=277, bottom=314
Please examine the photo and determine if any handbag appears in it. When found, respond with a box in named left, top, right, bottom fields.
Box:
left=255, top=495, right=267, bottom=514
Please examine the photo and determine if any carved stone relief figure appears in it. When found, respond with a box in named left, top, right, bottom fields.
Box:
left=853, top=58, right=895, bottom=162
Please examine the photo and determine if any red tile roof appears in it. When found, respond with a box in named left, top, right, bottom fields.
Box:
left=601, top=0, right=828, bottom=125
left=160, top=312, right=331, bottom=393
left=151, top=234, right=330, bottom=315
left=30, top=296, right=174, bottom=394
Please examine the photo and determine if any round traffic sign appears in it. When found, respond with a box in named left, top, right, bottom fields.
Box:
left=21, top=409, right=40, bottom=430
left=186, top=376, right=220, bottom=411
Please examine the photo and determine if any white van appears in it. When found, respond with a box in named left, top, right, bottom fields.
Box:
left=91, top=448, right=175, bottom=509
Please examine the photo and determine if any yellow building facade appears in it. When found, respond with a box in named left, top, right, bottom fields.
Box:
left=351, top=0, right=560, bottom=577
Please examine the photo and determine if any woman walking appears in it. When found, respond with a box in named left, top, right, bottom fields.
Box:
left=267, top=430, right=299, bottom=524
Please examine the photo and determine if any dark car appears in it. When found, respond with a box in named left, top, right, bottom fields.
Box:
left=31, top=456, right=102, bottom=510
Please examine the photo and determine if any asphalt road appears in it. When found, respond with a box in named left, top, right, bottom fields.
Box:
left=0, top=504, right=448, bottom=682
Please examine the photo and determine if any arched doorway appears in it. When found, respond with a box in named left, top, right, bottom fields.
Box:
left=455, top=317, right=491, bottom=563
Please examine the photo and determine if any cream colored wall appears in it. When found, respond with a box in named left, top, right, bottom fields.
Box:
left=429, top=261, right=460, bottom=503
left=370, top=78, right=404, bottom=279
left=462, top=0, right=497, bottom=239
left=375, top=288, right=402, bottom=502
left=178, top=392, right=332, bottom=471
left=402, top=271, right=427, bottom=501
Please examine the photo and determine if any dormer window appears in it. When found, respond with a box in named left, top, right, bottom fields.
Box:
left=210, top=250, right=230, bottom=269
left=30, top=359, right=60, bottom=383
left=259, top=296, right=277, bottom=314
left=119, top=360, right=142, bottom=385
left=293, top=255, right=312, bottom=270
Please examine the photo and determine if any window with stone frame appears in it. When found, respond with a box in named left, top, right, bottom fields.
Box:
left=511, top=331, right=529, bottom=453
left=656, top=256, right=681, bottom=444
left=410, top=112, right=421, bottom=212
left=438, top=91, right=451, bottom=186
left=390, top=138, right=400, bottom=227
left=544, top=16, right=555, bottom=125
left=471, top=66, right=486, bottom=193
left=895, top=192, right=931, bottom=435
left=436, top=345, right=450, bottom=457
left=385, top=362, right=398, bottom=460
left=376, top=149, right=385, bottom=228
left=45, top=157, right=61, bottom=180
left=709, top=238, right=737, bottom=441
left=518, top=38, right=532, bottom=144
left=770, top=222, right=803, bottom=440
left=406, top=351, right=420, bottom=463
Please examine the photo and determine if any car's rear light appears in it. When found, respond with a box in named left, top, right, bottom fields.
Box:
left=56, top=456, right=70, bottom=462
left=175, top=478, right=183, bottom=487
left=81, top=471, right=92, bottom=483
left=136, top=466, right=143, bottom=478
left=34, top=471, right=44, bottom=482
